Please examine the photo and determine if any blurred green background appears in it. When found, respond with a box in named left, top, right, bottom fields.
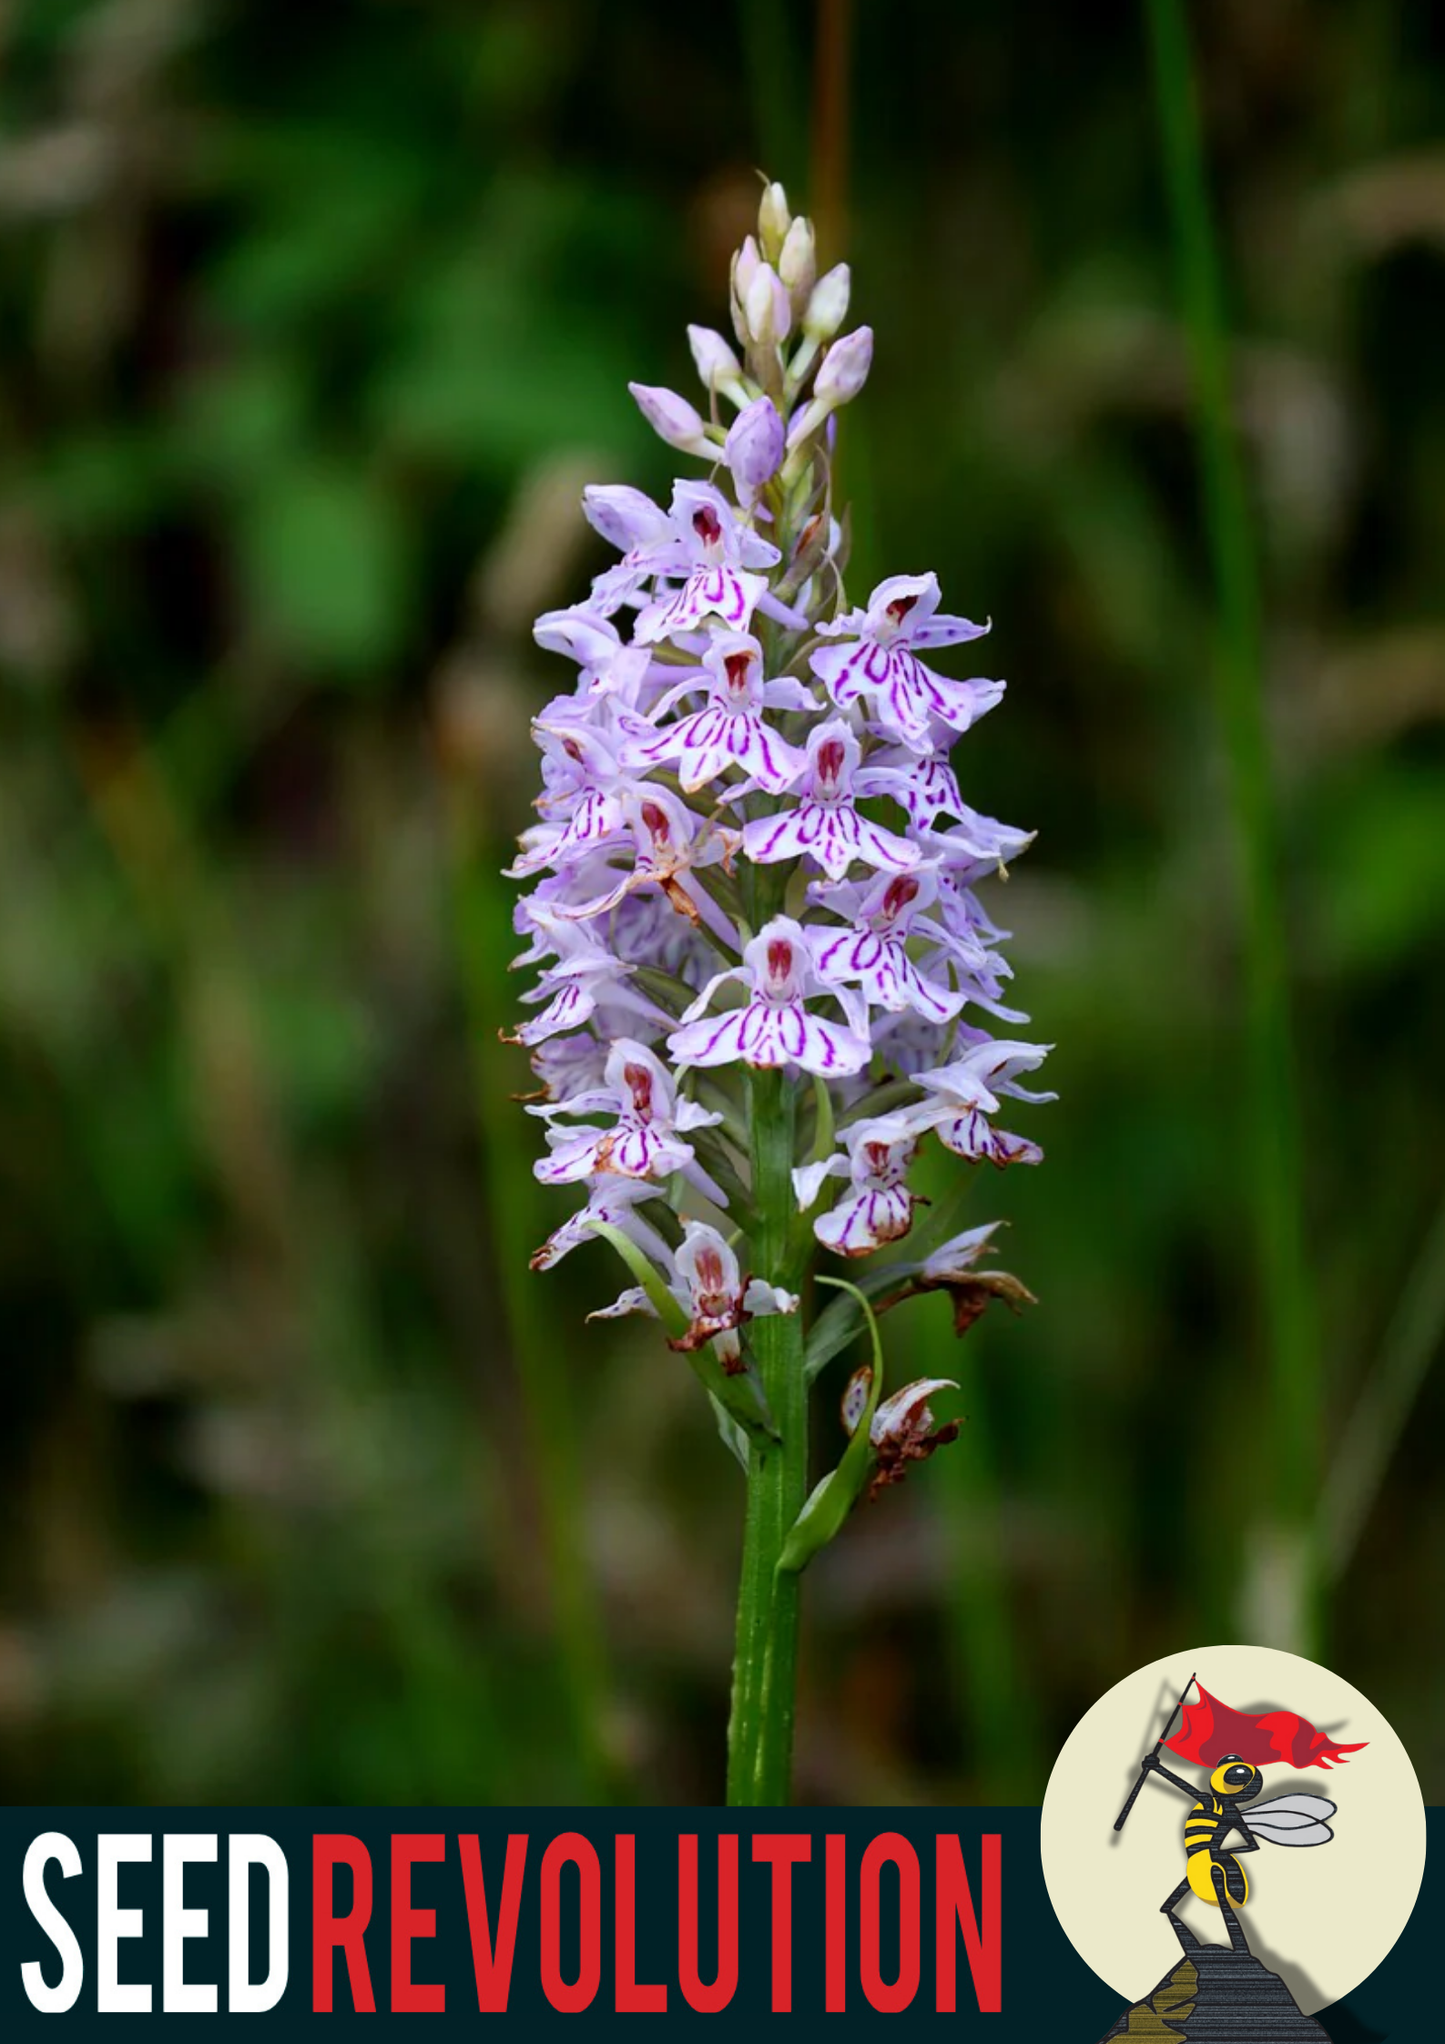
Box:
left=2, top=0, right=1442, bottom=1807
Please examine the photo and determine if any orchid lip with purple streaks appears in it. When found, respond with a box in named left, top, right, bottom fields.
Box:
left=667, top=918, right=871, bottom=1077
left=739, top=720, right=921, bottom=879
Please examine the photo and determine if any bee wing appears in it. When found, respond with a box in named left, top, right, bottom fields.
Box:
left=1245, top=1794, right=1337, bottom=1847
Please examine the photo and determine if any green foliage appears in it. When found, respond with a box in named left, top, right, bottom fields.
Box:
left=1, top=0, right=1442, bottom=1806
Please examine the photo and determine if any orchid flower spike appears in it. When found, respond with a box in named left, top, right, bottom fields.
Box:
left=502, top=172, right=1053, bottom=1776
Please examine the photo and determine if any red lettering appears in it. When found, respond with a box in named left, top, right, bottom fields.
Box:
left=860, top=1832, right=920, bottom=2012
left=312, top=1835, right=375, bottom=2013
left=825, top=1833, right=847, bottom=2012
left=539, top=1834, right=601, bottom=2013
left=678, top=1834, right=738, bottom=2014
left=390, top=1834, right=444, bottom=2014
left=458, top=1834, right=528, bottom=2013
left=936, top=1832, right=1001, bottom=2012
left=614, top=1836, right=666, bottom=2012
left=751, top=1834, right=811, bottom=2013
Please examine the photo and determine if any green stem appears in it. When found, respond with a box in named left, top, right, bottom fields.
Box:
left=727, top=1066, right=808, bottom=1805
left=1144, top=0, right=1318, bottom=1653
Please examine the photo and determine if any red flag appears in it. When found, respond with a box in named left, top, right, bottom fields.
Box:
left=1163, top=1681, right=1368, bottom=1771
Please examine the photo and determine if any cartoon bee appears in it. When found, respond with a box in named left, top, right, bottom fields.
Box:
left=1139, top=1750, right=1337, bottom=1954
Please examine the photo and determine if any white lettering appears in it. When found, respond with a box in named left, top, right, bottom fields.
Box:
left=97, top=1834, right=152, bottom=2013
left=21, top=1833, right=83, bottom=2013
left=228, top=1835, right=289, bottom=2012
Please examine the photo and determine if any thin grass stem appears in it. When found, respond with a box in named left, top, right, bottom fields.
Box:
left=445, top=785, right=616, bottom=1801
left=1144, top=0, right=1318, bottom=1653
left=1317, top=1189, right=1445, bottom=1584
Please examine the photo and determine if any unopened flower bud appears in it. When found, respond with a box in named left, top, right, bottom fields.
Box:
left=758, top=181, right=792, bottom=264
left=628, top=381, right=713, bottom=456
left=725, top=396, right=785, bottom=507
left=687, top=324, right=747, bottom=402
left=803, top=262, right=851, bottom=341
left=783, top=326, right=875, bottom=458
left=814, top=326, right=873, bottom=405
left=730, top=235, right=762, bottom=342
left=743, top=262, right=791, bottom=349
left=778, top=216, right=817, bottom=315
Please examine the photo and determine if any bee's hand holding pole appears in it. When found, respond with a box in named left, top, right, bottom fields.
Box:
left=1114, top=1672, right=1197, bottom=1832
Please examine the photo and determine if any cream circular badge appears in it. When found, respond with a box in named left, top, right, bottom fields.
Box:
left=1040, top=1645, right=1425, bottom=2029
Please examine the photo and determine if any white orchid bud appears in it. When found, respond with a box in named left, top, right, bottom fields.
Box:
left=758, top=181, right=791, bottom=264
left=784, top=326, right=875, bottom=457
left=814, top=326, right=873, bottom=406
left=743, top=262, right=791, bottom=349
left=687, top=323, right=746, bottom=400
left=729, top=234, right=761, bottom=342
left=778, top=216, right=817, bottom=315
left=628, top=382, right=713, bottom=456
left=803, top=262, right=851, bottom=342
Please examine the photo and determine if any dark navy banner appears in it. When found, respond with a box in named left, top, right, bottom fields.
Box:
left=1, top=1809, right=1433, bottom=2030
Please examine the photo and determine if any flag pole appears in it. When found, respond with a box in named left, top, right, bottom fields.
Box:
left=1114, top=1671, right=1197, bottom=1832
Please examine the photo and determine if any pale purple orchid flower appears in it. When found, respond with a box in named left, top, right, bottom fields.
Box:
left=531, top=606, right=661, bottom=709
left=812, top=572, right=1003, bottom=749
left=875, top=1007, right=957, bottom=1066
left=808, top=871, right=967, bottom=1023
left=506, top=720, right=645, bottom=879
left=908, top=1039, right=1056, bottom=1166
left=528, top=1027, right=611, bottom=1104
left=631, top=482, right=779, bottom=643
left=514, top=708, right=739, bottom=920
left=531, top=1039, right=724, bottom=1200
left=667, top=917, right=871, bottom=1076
left=578, top=479, right=768, bottom=627
left=792, top=1113, right=921, bottom=1255
left=588, top=1220, right=799, bottom=1371
left=530, top=1176, right=673, bottom=1274
left=608, top=888, right=714, bottom=985
left=670, top=1221, right=799, bottom=1368
left=928, top=807, right=1037, bottom=883
left=634, top=632, right=806, bottom=794
left=542, top=790, right=739, bottom=933
left=739, top=720, right=920, bottom=878
left=508, top=905, right=669, bottom=1046
left=854, top=747, right=968, bottom=830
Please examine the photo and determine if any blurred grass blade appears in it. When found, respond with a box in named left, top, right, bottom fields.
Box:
left=1318, top=1190, right=1445, bottom=1583
left=1144, top=0, right=1319, bottom=1653
left=936, top=1324, right=1042, bottom=1800
left=446, top=787, right=616, bottom=1801
left=739, top=0, right=805, bottom=192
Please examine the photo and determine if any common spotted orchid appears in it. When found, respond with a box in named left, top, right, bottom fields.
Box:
left=503, top=180, right=1052, bottom=1806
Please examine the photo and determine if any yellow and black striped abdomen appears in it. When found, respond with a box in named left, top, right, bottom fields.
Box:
left=1184, top=1795, right=1248, bottom=1908
left=1184, top=1795, right=1221, bottom=1858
